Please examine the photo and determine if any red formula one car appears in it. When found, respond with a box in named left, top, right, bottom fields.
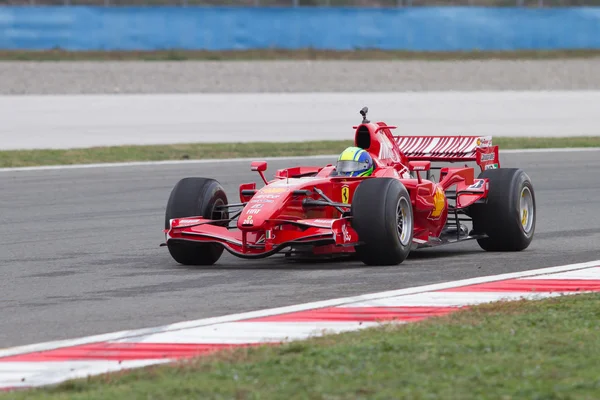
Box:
left=162, top=107, right=536, bottom=266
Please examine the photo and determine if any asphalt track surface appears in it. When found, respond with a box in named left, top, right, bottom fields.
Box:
left=1, top=150, right=599, bottom=348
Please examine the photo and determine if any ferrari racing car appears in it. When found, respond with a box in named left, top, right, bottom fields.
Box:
left=162, top=107, right=536, bottom=266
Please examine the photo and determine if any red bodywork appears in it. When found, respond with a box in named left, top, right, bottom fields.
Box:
left=165, top=121, right=500, bottom=259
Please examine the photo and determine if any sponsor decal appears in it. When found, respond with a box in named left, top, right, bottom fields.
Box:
left=378, top=134, right=401, bottom=162
left=242, top=215, right=253, bottom=225
left=341, top=224, right=351, bottom=243
left=254, top=194, right=282, bottom=199
left=468, top=180, right=485, bottom=190
left=485, top=163, right=499, bottom=170
left=341, top=185, right=350, bottom=204
left=297, top=219, right=333, bottom=227
left=250, top=199, right=274, bottom=203
left=177, top=219, right=202, bottom=225
left=429, top=186, right=446, bottom=219
left=480, top=153, right=495, bottom=162
left=476, top=137, right=492, bottom=148
left=260, top=187, right=287, bottom=194
left=246, top=209, right=261, bottom=215
left=307, top=219, right=335, bottom=228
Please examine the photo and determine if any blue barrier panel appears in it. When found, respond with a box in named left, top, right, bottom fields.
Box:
left=1, top=7, right=600, bottom=51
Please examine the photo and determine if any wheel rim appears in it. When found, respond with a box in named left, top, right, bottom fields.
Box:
left=396, top=197, right=412, bottom=246
left=211, top=198, right=228, bottom=223
left=519, top=186, right=534, bottom=235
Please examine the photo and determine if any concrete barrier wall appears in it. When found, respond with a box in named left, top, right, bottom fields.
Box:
left=1, top=7, right=600, bottom=51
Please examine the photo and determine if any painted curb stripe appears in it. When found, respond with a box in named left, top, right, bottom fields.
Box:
left=438, top=279, right=600, bottom=292
left=245, top=306, right=460, bottom=323
left=109, top=321, right=381, bottom=346
left=1, top=260, right=599, bottom=390
left=1, top=343, right=259, bottom=363
left=0, top=360, right=173, bottom=390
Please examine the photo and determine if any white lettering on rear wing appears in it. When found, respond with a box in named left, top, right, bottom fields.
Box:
left=394, top=135, right=493, bottom=161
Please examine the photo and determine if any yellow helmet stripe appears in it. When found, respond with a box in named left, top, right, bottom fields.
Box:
left=339, top=147, right=361, bottom=161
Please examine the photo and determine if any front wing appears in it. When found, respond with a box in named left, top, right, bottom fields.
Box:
left=164, top=217, right=360, bottom=259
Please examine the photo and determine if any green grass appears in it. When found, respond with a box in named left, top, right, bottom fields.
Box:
left=5, top=292, right=600, bottom=399
left=2, top=48, right=600, bottom=61
left=1, top=137, right=599, bottom=168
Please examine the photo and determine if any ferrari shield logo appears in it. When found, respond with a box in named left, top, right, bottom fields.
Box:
left=341, top=185, right=350, bottom=204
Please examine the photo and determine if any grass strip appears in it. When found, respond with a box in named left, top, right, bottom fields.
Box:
left=1, top=137, right=599, bottom=168
left=5, top=292, right=600, bottom=399
left=2, top=49, right=600, bottom=61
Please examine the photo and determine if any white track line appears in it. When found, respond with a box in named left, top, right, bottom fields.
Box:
left=1, top=147, right=599, bottom=173
left=346, top=291, right=569, bottom=308
left=0, top=155, right=339, bottom=173
left=0, top=259, right=598, bottom=359
left=521, top=267, right=600, bottom=280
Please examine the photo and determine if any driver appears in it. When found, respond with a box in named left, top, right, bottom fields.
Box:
left=335, top=146, right=374, bottom=177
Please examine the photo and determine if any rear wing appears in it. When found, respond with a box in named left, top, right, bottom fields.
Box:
left=394, top=135, right=500, bottom=170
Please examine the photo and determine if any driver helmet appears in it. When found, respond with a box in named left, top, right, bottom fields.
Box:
left=336, top=146, right=374, bottom=177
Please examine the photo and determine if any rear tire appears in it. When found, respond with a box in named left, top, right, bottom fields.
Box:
left=351, top=178, right=414, bottom=266
left=469, top=168, right=536, bottom=252
left=165, top=178, right=229, bottom=265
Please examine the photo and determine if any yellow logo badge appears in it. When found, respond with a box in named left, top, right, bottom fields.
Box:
left=430, top=186, right=446, bottom=218
left=341, top=185, right=350, bottom=204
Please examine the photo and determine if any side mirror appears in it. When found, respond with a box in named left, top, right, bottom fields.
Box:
left=408, top=161, right=431, bottom=172
left=250, top=161, right=268, bottom=172
left=251, top=161, right=268, bottom=185
left=408, top=161, right=431, bottom=184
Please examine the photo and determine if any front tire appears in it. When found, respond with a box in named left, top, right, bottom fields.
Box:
left=165, top=178, right=229, bottom=265
left=469, top=168, right=536, bottom=252
left=351, top=178, right=414, bottom=266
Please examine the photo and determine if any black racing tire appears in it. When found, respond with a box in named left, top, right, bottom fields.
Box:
left=351, top=178, right=414, bottom=266
left=164, top=177, right=229, bottom=265
left=469, top=168, right=536, bottom=252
